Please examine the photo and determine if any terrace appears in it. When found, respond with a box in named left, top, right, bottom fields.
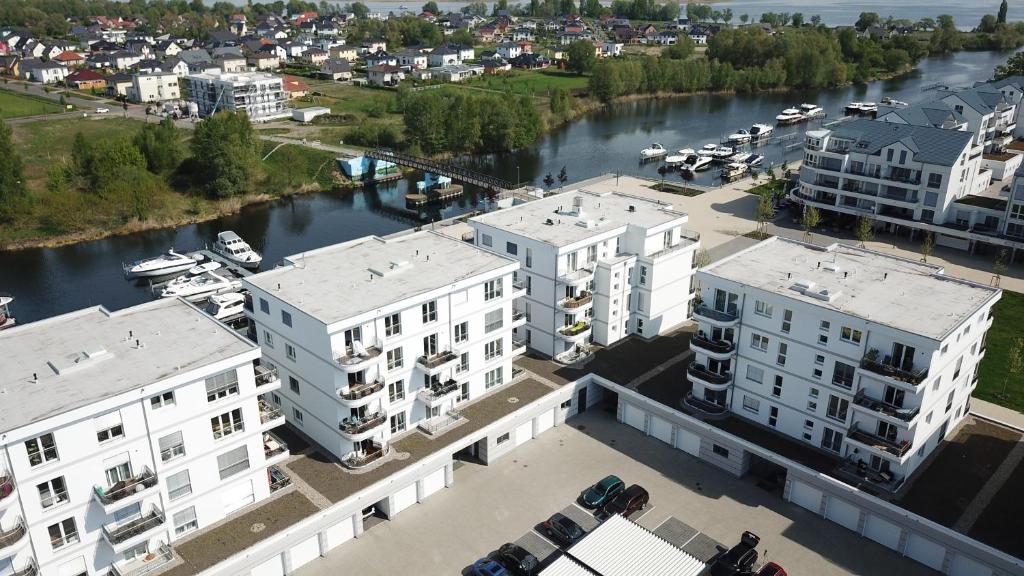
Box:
left=102, top=507, right=165, bottom=550
left=847, top=424, right=913, bottom=457
left=852, top=389, right=920, bottom=423
left=860, top=351, right=928, bottom=386
left=93, top=467, right=158, bottom=513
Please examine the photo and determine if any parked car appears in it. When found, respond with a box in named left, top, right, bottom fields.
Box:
left=710, top=531, right=761, bottom=576
left=96, top=107, right=110, bottom=113
left=493, top=543, right=539, bottom=576
left=471, top=558, right=508, bottom=576
left=542, top=512, right=584, bottom=547
left=756, top=562, right=787, bottom=576
left=596, top=484, right=649, bottom=520
left=578, top=474, right=625, bottom=509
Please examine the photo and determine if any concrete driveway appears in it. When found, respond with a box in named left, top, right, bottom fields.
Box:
left=296, top=409, right=937, bottom=576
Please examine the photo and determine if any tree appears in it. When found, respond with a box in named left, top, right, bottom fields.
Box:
left=0, top=120, right=27, bottom=223
left=133, top=118, right=182, bottom=173
left=801, top=205, right=820, bottom=243
left=993, top=248, right=1008, bottom=287
left=449, top=28, right=474, bottom=46
left=461, top=1, right=488, bottom=16
left=920, top=231, right=934, bottom=262
left=350, top=1, right=369, bottom=18
left=930, top=15, right=962, bottom=54
left=917, top=17, right=936, bottom=31
left=855, top=12, right=880, bottom=31
left=979, top=14, right=998, bottom=33
left=566, top=40, right=596, bottom=75
left=190, top=111, right=262, bottom=198
left=1000, top=337, right=1024, bottom=399
left=856, top=215, right=873, bottom=247
left=662, top=35, right=695, bottom=59
left=739, top=13, right=748, bottom=24
left=998, top=0, right=1009, bottom=24
left=755, top=193, right=774, bottom=236
left=421, top=0, right=438, bottom=13
left=722, top=8, right=732, bottom=25
left=883, top=48, right=911, bottom=72
left=811, top=14, right=821, bottom=27
left=995, top=51, right=1024, bottom=80
left=791, top=12, right=804, bottom=28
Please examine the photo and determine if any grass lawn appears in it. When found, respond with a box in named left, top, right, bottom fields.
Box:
left=976, top=289, right=1024, bottom=412
left=0, top=89, right=65, bottom=118
left=260, top=141, right=340, bottom=190
left=464, top=69, right=588, bottom=95
left=308, top=82, right=399, bottom=116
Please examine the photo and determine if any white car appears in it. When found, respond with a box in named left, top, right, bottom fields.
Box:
left=96, top=107, right=110, bottom=113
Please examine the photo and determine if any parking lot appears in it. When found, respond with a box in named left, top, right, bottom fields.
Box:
left=297, top=409, right=938, bottom=576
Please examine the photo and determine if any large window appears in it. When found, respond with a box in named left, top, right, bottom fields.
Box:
left=484, top=279, right=503, bottom=301
left=173, top=507, right=198, bottom=536
left=927, top=173, right=943, bottom=189
left=422, top=300, right=437, bottom=323
left=26, top=433, right=59, bottom=467
left=821, top=428, right=843, bottom=453
left=217, top=445, right=250, bottom=480
left=484, top=309, right=503, bottom=333
left=167, top=469, right=192, bottom=501
left=826, top=395, right=849, bottom=422
left=506, top=242, right=518, bottom=255
left=454, top=321, right=468, bottom=343
left=390, top=412, right=406, bottom=434
left=37, top=477, right=69, bottom=509
left=158, top=431, right=185, bottom=462
left=832, top=361, right=855, bottom=389
left=484, top=338, right=503, bottom=360
left=751, top=333, right=769, bottom=352
left=386, top=348, right=404, bottom=370
left=388, top=380, right=405, bottom=402
left=211, top=409, right=244, bottom=440
left=485, top=367, right=503, bottom=389
left=384, top=313, right=402, bottom=337
left=47, top=518, right=79, bottom=550
left=205, top=370, right=239, bottom=402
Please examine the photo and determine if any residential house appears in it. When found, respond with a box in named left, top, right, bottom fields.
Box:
left=128, top=72, right=180, bottom=103
left=330, top=45, right=359, bottom=62
left=106, top=72, right=133, bottom=97
left=496, top=42, right=522, bottom=60
left=215, top=54, right=247, bottom=73
left=282, top=76, right=309, bottom=98
left=361, top=39, right=387, bottom=54
left=318, top=58, right=352, bottom=80
left=179, top=49, right=215, bottom=74
left=247, top=52, right=280, bottom=70
left=65, top=68, right=106, bottom=90
left=162, top=56, right=190, bottom=77
left=512, top=28, right=534, bottom=42
left=431, top=63, right=485, bottom=82
left=154, top=39, right=182, bottom=57
left=397, top=50, right=428, bottom=70
left=110, top=50, right=143, bottom=70
left=427, top=46, right=460, bottom=67
left=302, top=48, right=329, bottom=66
left=366, top=64, right=404, bottom=87
left=229, top=14, right=248, bottom=36
left=19, top=59, right=68, bottom=84
left=509, top=53, right=549, bottom=69
left=53, top=51, right=86, bottom=68
left=600, top=41, right=623, bottom=58
left=365, top=50, right=397, bottom=68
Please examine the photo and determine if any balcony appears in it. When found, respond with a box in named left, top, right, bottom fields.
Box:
left=511, top=279, right=527, bottom=298
left=418, top=410, right=464, bottom=435
left=834, top=457, right=905, bottom=493
left=93, top=467, right=159, bottom=513
left=0, top=517, right=27, bottom=554
left=11, top=560, right=36, bottom=576
left=342, top=441, right=388, bottom=469
left=557, top=322, right=592, bottom=342
left=417, top=350, right=459, bottom=375
left=512, top=310, right=528, bottom=327
left=693, top=305, right=739, bottom=327
left=417, top=379, right=460, bottom=408
left=263, top=430, right=290, bottom=465
left=102, top=507, right=165, bottom=552
left=847, top=424, right=913, bottom=458
left=853, top=389, right=920, bottom=423
left=338, top=379, right=385, bottom=407
left=646, top=231, right=701, bottom=260
left=557, top=268, right=594, bottom=286
left=254, top=363, right=281, bottom=391
left=0, top=473, right=15, bottom=508
left=686, top=361, right=733, bottom=390
left=110, top=543, right=174, bottom=576
left=682, top=392, right=730, bottom=421
left=557, top=291, right=593, bottom=311
left=268, top=465, right=291, bottom=492
left=512, top=337, right=527, bottom=356
left=259, top=399, right=285, bottom=428
left=243, top=293, right=253, bottom=313
left=336, top=342, right=382, bottom=373
left=860, top=352, right=928, bottom=386
left=339, top=411, right=386, bottom=440
left=689, top=333, right=736, bottom=360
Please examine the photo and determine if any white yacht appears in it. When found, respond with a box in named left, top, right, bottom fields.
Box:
left=720, top=162, right=748, bottom=182
left=640, top=143, right=668, bottom=160
left=206, top=292, right=246, bottom=320
left=682, top=154, right=713, bottom=172
left=678, top=148, right=695, bottom=155
left=845, top=102, right=877, bottom=116
left=0, top=295, right=15, bottom=331
left=776, top=107, right=804, bottom=124
left=745, top=154, right=764, bottom=167
left=732, top=152, right=752, bottom=164
left=881, top=96, right=908, bottom=107
left=212, top=231, right=262, bottom=269
left=727, top=129, right=751, bottom=144
left=749, top=123, right=774, bottom=139
left=188, top=261, right=222, bottom=275
left=709, top=146, right=735, bottom=160
left=799, top=103, right=825, bottom=119
left=161, top=270, right=241, bottom=301
left=665, top=154, right=688, bottom=165
left=123, top=249, right=200, bottom=279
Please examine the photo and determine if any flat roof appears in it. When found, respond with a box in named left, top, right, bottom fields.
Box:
left=244, top=230, right=516, bottom=325
left=702, top=237, right=999, bottom=340
left=471, top=189, right=687, bottom=247
left=0, top=298, right=255, bottom=435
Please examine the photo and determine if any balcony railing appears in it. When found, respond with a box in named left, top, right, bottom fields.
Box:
left=268, top=465, right=291, bottom=492
left=336, top=343, right=381, bottom=368
left=682, top=392, right=729, bottom=420
left=687, top=362, right=732, bottom=385
left=342, top=442, right=387, bottom=469
left=557, top=268, right=594, bottom=284
left=339, top=379, right=384, bottom=401
left=417, top=350, right=457, bottom=369
left=110, top=544, right=174, bottom=576
left=94, top=467, right=158, bottom=507
left=339, top=411, right=386, bottom=435
left=263, top=430, right=288, bottom=459
left=512, top=279, right=526, bottom=291
left=558, top=292, right=593, bottom=309
left=0, top=517, right=26, bottom=549
left=853, top=389, right=920, bottom=422
left=11, top=560, right=36, bottom=576
left=0, top=474, right=14, bottom=502
left=558, top=322, right=591, bottom=337
left=259, top=399, right=283, bottom=424
left=103, top=507, right=165, bottom=545
left=512, top=338, right=527, bottom=350
left=254, top=364, right=279, bottom=386
left=693, top=305, right=738, bottom=323
left=691, top=333, right=735, bottom=355
left=848, top=425, right=913, bottom=457
left=860, top=352, right=928, bottom=385
left=421, top=379, right=459, bottom=401
left=419, top=410, right=463, bottom=435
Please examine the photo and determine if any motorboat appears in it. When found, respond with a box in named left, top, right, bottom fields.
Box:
left=701, top=143, right=718, bottom=151
left=799, top=103, right=826, bottom=119
left=710, top=146, right=735, bottom=160
left=161, top=270, right=241, bottom=301
left=123, top=249, right=200, bottom=279
left=776, top=107, right=803, bottom=124
left=720, top=162, right=748, bottom=182
left=682, top=154, right=713, bottom=172
left=678, top=148, right=695, bottom=155
left=881, top=96, right=908, bottom=107
left=665, top=154, right=688, bottom=165
left=744, top=154, right=764, bottom=167
left=212, top=231, right=262, bottom=269
left=732, top=152, right=752, bottom=164
left=640, top=143, right=668, bottom=160
left=727, top=129, right=751, bottom=144
left=0, top=295, right=15, bottom=331
left=845, top=101, right=877, bottom=116
left=749, top=123, right=773, bottom=140
left=188, top=261, right=222, bottom=275
left=206, top=292, right=246, bottom=320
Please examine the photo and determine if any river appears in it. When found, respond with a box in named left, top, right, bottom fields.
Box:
left=0, top=49, right=1012, bottom=324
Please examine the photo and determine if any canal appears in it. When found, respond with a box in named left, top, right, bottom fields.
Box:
left=0, top=49, right=1012, bottom=323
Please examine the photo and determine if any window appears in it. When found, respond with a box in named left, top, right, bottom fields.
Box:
left=259, top=298, right=269, bottom=313
left=776, top=342, right=788, bottom=366
left=781, top=309, right=792, bottom=333
left=96, top=423, right=125, bottom=443
left=285, top=342, right=296, bottom=360
left=484, top=338, right=503, bottom=360
left=742, top=395, right=760, bottom=413
left=48, top=518, right=79, bottom=550
left=456, top=352, right=469, bottom=374
left=262, top=330, right=274, bottom=347
left=751, top=333, right=769, bottom=351
left=818, top=334, right=829, bottom=345
left=281, top=310, right=292, bottom=327
left=384, top=313, right=402, bottom=337
left=807, top=401, right=817, bottom=411
left=946, top=390, right=955, bottom=413
left=454, top=321, right=468, bottom=342
left=755, top=300, right=773, bottom=318
left=525, top=247, right=533, bottom=267
left=810, top=387, right=819, bottom=398
left=422, top=300, right=437, bottom=323
left=821, top=428, right=843, bottom=453
left=158, top=432, right=185, bottom=462
left=388, top=380, right=405, bottom=402
left=953, top=356, right=963, bottom=379
left=485, top=309, right=503, bottom=333
left=899, top=150, right=907, bottom=164
left=768, top=406, right=778, bottom=427
left=826, top=395, right=849, bottom=422
left=206, top=370, right=239, bottom=402
left=813, top=368, right=823, bottom=379
left=561, top=400, right=572, bottom=409
left=745, top=365, right=763, bottom=383
left=211, top=408, right=244, bottom=440
left=840, top=326, right=862, bottom=344
left=390, top=412, right=406, bottom=434
left=272, top=393, right=281, bottom=404
left=217, top=445, right=250, bottom=480
left=506, top=241, right=518, bottom=255
left=886, top=149, right=893, bottom=161
left=292, top=408, right=304, bottom=423
left=497, top=432, right=510, bottom=445
left=37, top=477, right=69, bottom=509
left=167, top=469, right=192, bottom=501
left=386, top=348, right=404, bottom=370
left=820, top=320, right=830, bottom=331
left=150, top=391, right=175, bottom=409
left=832, top=361, right=855, bottom=389
left=484, top=279, right=502, bottom=301
left=639, top=266, right=648, bottom=286
left=481, top=233, right=492, bottom=247
left=485, top=367, right=503, bottom=389
left=636, top=292, right=646, bottom=313
left=772, top=375, right=783, bottom=397
left=814, top=354, right=824, bottom=365
left=26, top=433, right=59, bottom=467
left=587, top=244, right=598, bottom=262
left=804, top=420, right=814, bottom=430
left=1011, top=203, right=1024, bottom=220
left=712, top=444, right=729, bottom=458
left=173, top=507, right=198, bottom=536
left=289, top=376, right=300, bottom=394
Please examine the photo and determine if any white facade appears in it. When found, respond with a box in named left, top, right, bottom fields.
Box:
left=0, top=298, right=285, bottom=576
left=242, top=231, right=527, bottom=464
left=470, top=191, right=699, bottom=361
left=688, top=238, right=1000, bottom=488
left=127, top=72, right=180, bottom=103
left=185, top=70, right=291, bottom=121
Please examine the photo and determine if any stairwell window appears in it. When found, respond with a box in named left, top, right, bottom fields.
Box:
left=751, top=333, right=769, bottom=352
left=781, top=309, right=793, bottom=333
left=772, top=375, right=783, bottom=397
left=776, top=343, right=788, bottom=366
left=840, top=326, right=862, bottom=344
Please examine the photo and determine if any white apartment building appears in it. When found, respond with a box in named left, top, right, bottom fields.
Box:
left=469, top=190, right=700, bottom=361
left=242, top=231, right=527, bottom=466
left=184, top=70, right=291, bottom=121
left=127, top=72, right=180, bottom=103
left=687, top=237, right=1000, bottom=490
left=0, top=298, right=287, bottom=576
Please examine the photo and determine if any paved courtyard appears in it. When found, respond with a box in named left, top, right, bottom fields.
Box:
left=297, top=410, right=937, bottom=576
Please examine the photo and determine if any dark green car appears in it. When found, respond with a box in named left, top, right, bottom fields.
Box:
left=578, top=475, right=625, bottom=509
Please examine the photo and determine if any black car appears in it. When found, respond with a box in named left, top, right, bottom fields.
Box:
left=596, top=484, right=649, bottom=520
left=542, top=512, right=585, bottom=547
left=710, top=531, right=761, bottom=576
left=493, top=542, right=539, bottom=576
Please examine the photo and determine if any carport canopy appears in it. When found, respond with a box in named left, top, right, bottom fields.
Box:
left=540, top=514, right=706, bottom=576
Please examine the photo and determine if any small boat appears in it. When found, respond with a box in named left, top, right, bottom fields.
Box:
left=845, top=102, right=877, bottom=116
left=799, top=103, right=825, bottom=119
left=701, top=143, right=718, bottom=151
left=749, top=123, right=773, bottom=140
left=682, top=154, right=713, bottom=172
left=665, top=154, right=687, bottom=165
left=0, top=295, right=15, bottom=331
left=188, top=261, right=222, bottom=275
left=640, top=143, right=668, bottom=160
left=776, top=107, right=803, bottom=124
left=727, top=129, right=751, bottom=144
left=678, top=148, right=695, bottom=155
left=212, top=231, right=262, bottom=269
left=720, top=162, right=748, bottom=182
left=732, top=152, right=752, bottom=164
left=710, top=145, right=735, bottom=160
left=161, top=270, right=241, bottom=301
left=881, top=96, right=908, bottom=107
left=206, top=292, right=246, bottom=320
left=745, top=154, right=764, bottom=167
left=124, top=249, right=200, bottom=279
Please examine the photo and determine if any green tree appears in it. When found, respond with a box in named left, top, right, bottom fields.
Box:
left=421, top=0, right=439, bottom=13
left=461, top=2, right=488, bottom=16
left=883, top=48, right=911, bottom=72
left=83, top=137, right=146, bottom=189
left=855, top=11, right=880, bottom=31
left=350, top=1, right=369, bottom=18
left=998, top=0, right=1009, bottom=24
left=930, top=15, right=962, bottom=54
left=791, top=12, right=804, bottom=28
left=722, top=8, right=732, bottom=24
left=979, top=14, right=998, bottom=33
left=589, top=61, right=622, bottom=102
left=994, top=50, right=1024, bottom=80
left=917, top=17, right=936, bottom=30
left=662, top=35, right=695, bottom=59
left=801, top=205, right=820, bottom=243
left=739, top=13, right=748, bottom=24
left=920, top=231, right=934, bottom=262
left=0, top=120, right=27, bottom=223
left=449, top=28, right=474, bottom=46
left=856, top=215, right=873, bottom=247
left=566, top=40, right=596, bottom=75
left=190, top=111, right=262, bottom=198
left=811, top=14, right=821, bottom=27
left=133, top=118, right=182, bottom=173
left=755, top=194, right=774, bottom=236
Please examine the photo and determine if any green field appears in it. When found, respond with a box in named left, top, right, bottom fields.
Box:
left=0, top=89, right=65, bottom=118
left=977, top=289, right=1024, bottom=413
left=463, top=69, right=588, bottom=95
left=261, top=141, right=339, bottom=190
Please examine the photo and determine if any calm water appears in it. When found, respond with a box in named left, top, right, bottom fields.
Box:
left=0, top=49, right=1012, bottom=324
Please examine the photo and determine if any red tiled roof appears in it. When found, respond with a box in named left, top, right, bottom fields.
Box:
left=67, top=69, right=104, bottom=81
left=54, top=51, right=84, bottom=62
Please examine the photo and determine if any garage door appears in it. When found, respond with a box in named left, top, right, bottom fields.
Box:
left=289, top=535, right=320, bottom=571
left=536, top=410, right=555, bottom=435
left=905, top=534, right=945, bottom=571
left=825, top=496, right=860, bottom=532
left=421, top=467, right=446, bottom=499
left=949, top=552, right=993, bottom=576
left=675, top=428, right=701, bottom=457
left=221, top=480, right=254, bottom=515
left=325, top=515, right=355, bottom=550
left=251, top=554, right=284, bottom=576
left=789, top=480, right=822, bottom=514
left=623, top=403, right=646, bottom=431
left=863, top=514, right=901, bottom=551
left=391, top=483, right=418, bottom=516
left=650, top=416, right=672, bottom=444
left=515, top=421, right=534, bottom=447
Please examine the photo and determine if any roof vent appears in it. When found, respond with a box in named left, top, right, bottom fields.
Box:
left=545, top=218, right=555, bottom=225
left=628, top=205, right=636, bottom=212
